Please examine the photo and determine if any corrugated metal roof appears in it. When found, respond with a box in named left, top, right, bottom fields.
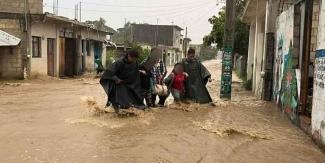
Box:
left=0, top=30, right=21, bottom=46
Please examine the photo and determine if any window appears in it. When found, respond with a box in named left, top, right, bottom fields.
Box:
left=180, top=39, right=183, bottom=44
left=32, top=36, right=41, bottom=58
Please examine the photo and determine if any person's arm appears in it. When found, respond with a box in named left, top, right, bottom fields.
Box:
left=101, top=60, right=123, bottom=84
left=161, top=61, right=167, bottom=77
left=199, top=62, right=212, bottom=85
left=163, top=73, right=173, bottom=86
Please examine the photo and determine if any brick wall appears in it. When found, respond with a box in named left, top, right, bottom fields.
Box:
left=0, top=19, right=26, bottom=79
left=0, top=0, right=43, bottom=14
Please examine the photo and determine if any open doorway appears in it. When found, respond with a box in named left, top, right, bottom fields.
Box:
left=59, top=38, right=77, bottom=77
left=94, top=41, right=102, bottom=70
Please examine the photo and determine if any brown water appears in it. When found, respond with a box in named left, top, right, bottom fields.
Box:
left=0, top=60, right=324, bottom=163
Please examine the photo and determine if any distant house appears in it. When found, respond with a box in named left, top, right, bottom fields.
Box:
left=0, top=0, right=110, bottom=79
left=130, top=24, right=188, bottom=66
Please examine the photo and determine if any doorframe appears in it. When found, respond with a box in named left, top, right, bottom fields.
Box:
left=47, top=38, right=55, bottom=77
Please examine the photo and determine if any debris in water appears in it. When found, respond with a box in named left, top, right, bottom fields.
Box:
left=65, top=118, right=125, bottom=129
left=80, top=96, right=114, bottom=114
left=168, top=102, right=201, bottom=112
left=116, top=107, right=145, bottom=117
left=79, top=78, right=98, bottom=85
left=193, top=121, right=272, bottom=140
left=3, top=83, right=31, bottom=87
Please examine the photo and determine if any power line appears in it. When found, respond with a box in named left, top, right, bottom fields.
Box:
left=44, top=2, right=210, bottom=14
left=80, top=0, right=204, bottom=8
left=44, top=2, right=213, bottom=21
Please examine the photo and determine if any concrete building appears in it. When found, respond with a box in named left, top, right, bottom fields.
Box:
left=242, top=0, right=324, bottom=150
left=313, top=0, right=325, bottom=150
left=30, top=14, right=108, bottom=77
left=0, top=0, right=108, bottom=79
left=130, top=24, right=187, bottom=66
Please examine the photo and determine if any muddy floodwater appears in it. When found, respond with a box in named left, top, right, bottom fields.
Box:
left=0, top=60, right=324, bottom=163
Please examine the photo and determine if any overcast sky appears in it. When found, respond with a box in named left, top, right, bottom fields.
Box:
left=43, top=0, right=225, bottom=44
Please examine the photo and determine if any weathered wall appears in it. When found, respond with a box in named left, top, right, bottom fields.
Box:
left=274, top=5, right=298, bottom=122
left=247, top=24, right=256, bottom=81
left=0, top=0, right=43, bottom=14
left=313, top=0, right=325, bottom=149
left=252, top=16, right=265, bottom=97
left=311, top=0, right=321, bottom=61
left=30, top=22, right=57, bottom=75
left=0, top=19, right=26, bottom=79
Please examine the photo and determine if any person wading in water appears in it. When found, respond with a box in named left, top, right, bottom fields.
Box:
left=180, top=48, right=212, bottom=104
left=100, top=49, right=145, bottom=113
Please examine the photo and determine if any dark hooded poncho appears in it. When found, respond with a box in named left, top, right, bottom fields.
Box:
left=100, top=57, right=144, bottom=108
left=180, top=58, right=212, bottom=104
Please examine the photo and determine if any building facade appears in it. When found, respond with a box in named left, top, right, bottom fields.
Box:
left=130, top=24, right=187, bottom=66
left=0, top=0, right=108, bottom=79
left=242, top=0, right=325, bottom=150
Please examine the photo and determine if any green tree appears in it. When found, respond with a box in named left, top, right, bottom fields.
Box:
left=111, top=22, right=133, bottom=44
left=203, top=0, right=249, bottom=56
left=85, top=17, right=116, bottom=34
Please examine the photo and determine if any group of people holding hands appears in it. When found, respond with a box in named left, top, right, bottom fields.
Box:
left=100, top=48, right=212, bottom=114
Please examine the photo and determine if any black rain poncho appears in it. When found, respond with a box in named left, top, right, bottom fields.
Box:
left=100, top=57, right=144, bottom=108
left=180, top=58, right=212, bottom=104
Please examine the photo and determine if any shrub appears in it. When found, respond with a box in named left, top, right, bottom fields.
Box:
left=243, top=79, right=252, bottom=91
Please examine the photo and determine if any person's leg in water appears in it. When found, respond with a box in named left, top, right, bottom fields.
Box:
left=172, top=89, right=182, bottom=103
left=151, top=94, right=157, bottom=107
left=144, top=90, right=154, bottom=107
left=157, top=95, right=167, bottom=107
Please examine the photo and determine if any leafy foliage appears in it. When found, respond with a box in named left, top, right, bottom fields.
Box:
left=85, top=17, right=116, bottom=33
left=198, top=47, right=218, bottom=61
left=130, top=44, right=151, bottom=62
left=203, top=0, right=249, bottom=56
left=111, top=22, right=133, bottom=44
left=106, top=43, right=150, bottom=66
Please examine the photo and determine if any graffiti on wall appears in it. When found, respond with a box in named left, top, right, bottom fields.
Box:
left=274, top=6, right=294, bottom=102
left=274, top=6, right=298, bottom=122
left=315, top=51, right=325, bottom=89
left=312, top=50, right=325, bottom=143
left=274, top=35, right=284, bottom=102
left=280, top=43, right=298, bottom=121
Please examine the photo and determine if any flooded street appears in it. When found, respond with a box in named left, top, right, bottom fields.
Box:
left=0, top=60, right=324, bottom=163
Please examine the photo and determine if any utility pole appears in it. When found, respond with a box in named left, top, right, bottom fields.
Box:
left=75, top=4, right=79, bottom=20
left=53, top=0, right=58, bottom=15
left=184, top=27, right=188, bottom=58
left=156, top=18, right=159, bottom=46
left=124, top=18, right=127, bottom=51
left=220, top=0, right=236, bottom=99
left=79, top=1, right=82, bottom=22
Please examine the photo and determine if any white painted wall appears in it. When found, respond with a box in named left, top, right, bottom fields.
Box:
left=247, top=24, right=256, bottom=80
left=312, top=0, right=325, bottom=146
left=30, top=22, right=57, bottom=76
left=253, top=16, right=265, bottom=97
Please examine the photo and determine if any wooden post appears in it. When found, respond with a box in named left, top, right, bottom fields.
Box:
left=220, top=0, right=236, bottom=99
left=300, top=0, right=314, bottom=114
